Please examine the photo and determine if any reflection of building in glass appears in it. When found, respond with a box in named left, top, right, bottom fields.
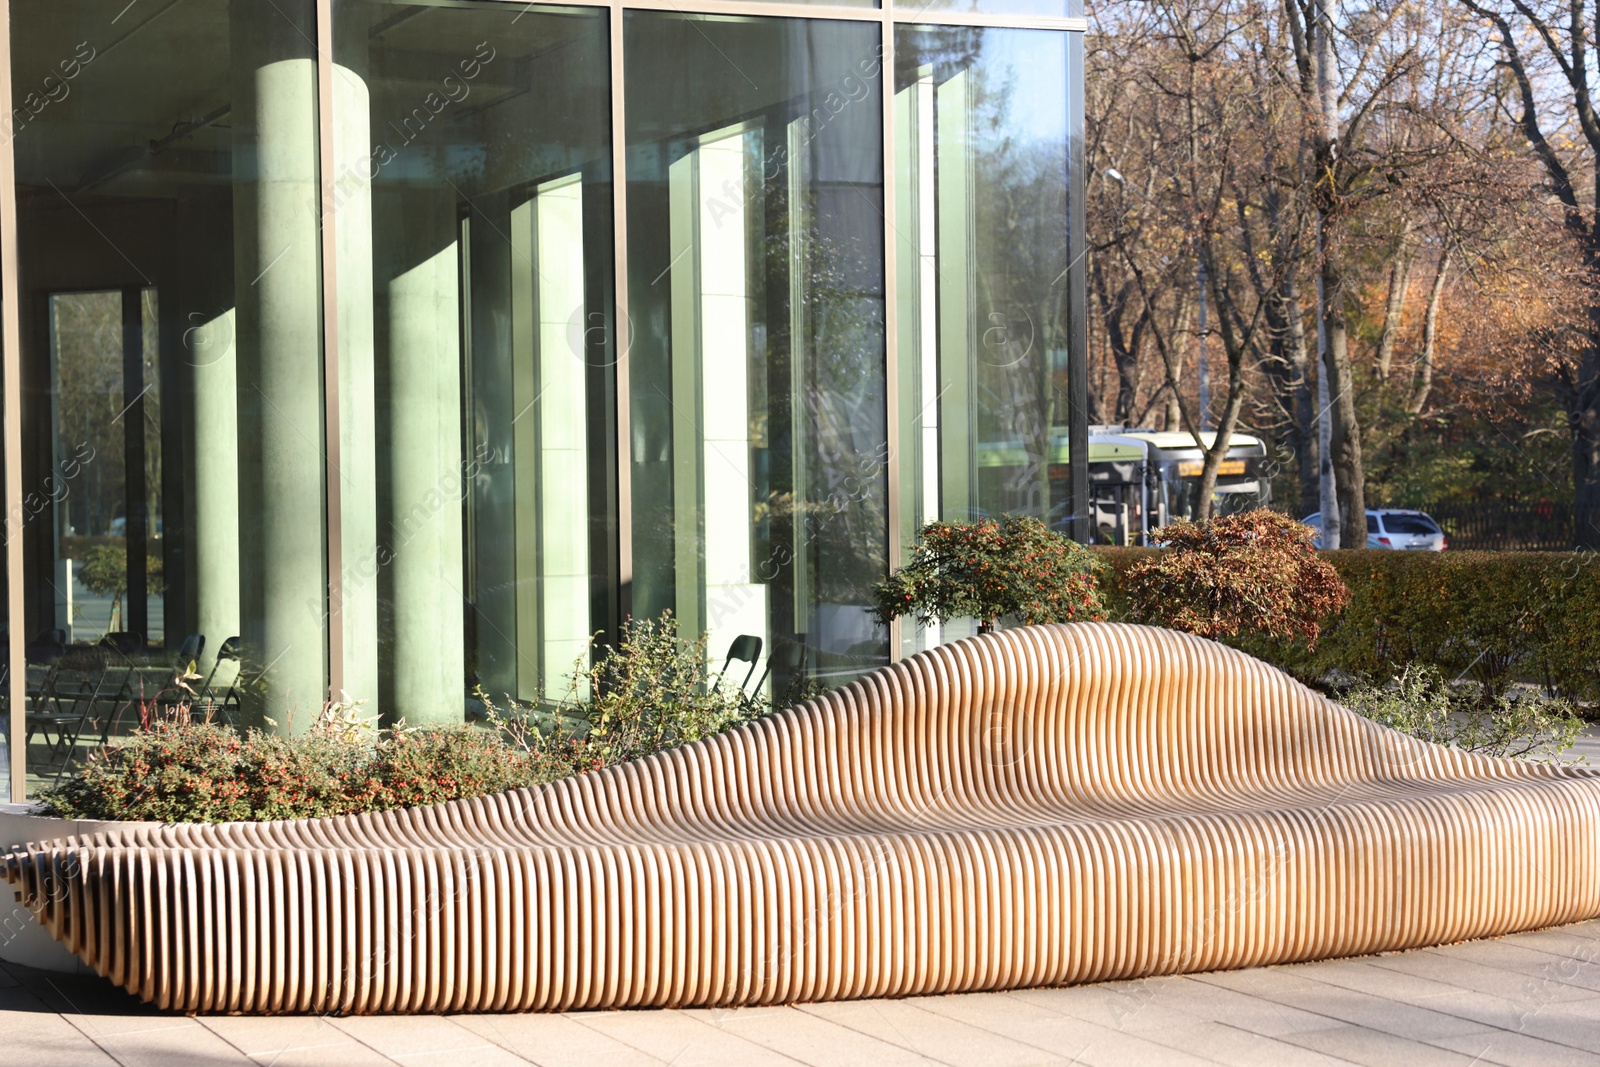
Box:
left=0, top=0, right=1087, bottom=796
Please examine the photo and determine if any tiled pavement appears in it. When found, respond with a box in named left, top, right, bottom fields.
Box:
left=3, top=918, right=1600, bottom=1066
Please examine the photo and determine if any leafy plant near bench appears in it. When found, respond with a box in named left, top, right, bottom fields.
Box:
left=872, top=514, right=1106, bottom=632
left=1340, top=666, right=1583, bottom=761
left=38, top=710, right=585, bottom=823
left=40, top=612, right=760, bottom=823
left=1119, top=510, right=1350, bottom=646
left=539, top=611, right=752, bottom=767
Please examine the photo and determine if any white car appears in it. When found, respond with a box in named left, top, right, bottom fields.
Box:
left=1301, top=509, right=1447, bottom=551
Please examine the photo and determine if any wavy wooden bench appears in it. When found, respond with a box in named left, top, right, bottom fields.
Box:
left=5, top=622, right=1599, bottom=1014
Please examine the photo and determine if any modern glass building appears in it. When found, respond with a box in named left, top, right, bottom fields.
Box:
left=0, top=0, right=1087, bottom=800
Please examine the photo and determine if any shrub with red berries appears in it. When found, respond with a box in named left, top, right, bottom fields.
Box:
left=871, top=514, right=1107, bottom=631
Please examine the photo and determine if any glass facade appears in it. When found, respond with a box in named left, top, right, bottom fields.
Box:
left=0, top=0, right=1085, bottom=801
left=893, top=24, right=1077, bottom=651
left=626, top=12, right=888, bottom=689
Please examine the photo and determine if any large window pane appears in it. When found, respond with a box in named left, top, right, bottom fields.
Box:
left=11, top=0, right=325, bottom=744
left=332, top=1, right=615, bottom=721
left=627, top=13, right=888, bottom=695
left=894, top=25, right=1072, bottom=651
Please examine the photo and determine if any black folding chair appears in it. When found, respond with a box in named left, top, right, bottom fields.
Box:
left=194, top=636, right=243, bottom=726
left=27, top=646, right=109, bottom=782
left=714, top=634, right=763, bottom=696
left=100, top=631, right=146, bottom=657
left=154, top=633, right=207, bottom=714
left=753, top=634, right=809, bottom=698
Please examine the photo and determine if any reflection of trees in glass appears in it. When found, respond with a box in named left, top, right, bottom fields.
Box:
left=141, top=289, right=162, bottom=538
left=764, top=177, right=887, bottom=608
left=898, top=28, right=1070, bottom=518
left=50, top=289, right=162, bottom=540
left=78, top=544, right=165, bottom=631
left=52, top=292, right=125, bottom=537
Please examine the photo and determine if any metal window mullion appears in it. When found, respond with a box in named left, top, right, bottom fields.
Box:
left=316, top=0, right=344, bottom=697
left=1066, top=27, right=1089, bottom=543
left=880, top=9, right=902, bottom=661
left=611, top=2, right=634, bottom=623
left=0, top=0, right=26, bottom=801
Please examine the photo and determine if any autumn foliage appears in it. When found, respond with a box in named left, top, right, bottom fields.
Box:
left=871, top=515, right=1106, bottom=630
left=1122, top=510, right=1350, bottom=647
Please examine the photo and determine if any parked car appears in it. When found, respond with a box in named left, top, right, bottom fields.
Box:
left=1301, top=509, right=1448, bottom=551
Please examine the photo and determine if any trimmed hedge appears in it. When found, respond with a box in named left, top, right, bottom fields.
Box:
left=1094, top=548, right=1600, bottom=701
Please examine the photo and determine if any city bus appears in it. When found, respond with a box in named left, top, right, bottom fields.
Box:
left=1034, top=429, right=1273, bottom=545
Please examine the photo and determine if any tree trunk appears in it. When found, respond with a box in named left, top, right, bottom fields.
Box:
left=1322, top=253, right=1367, bottom=547
left=1285, top=276, right=1319, bottom=517
left=1375, top=225, right=1414, bottom=381
left=1155, top=300, right=1192, bottom=433
left=1574, top=400, right=1600, bottom=550
left=1094, top=275, right=1147, bottom=426
left=1571, top=302, right=1600, bottom=550
left=1313, top=0, right=1365, bottom=548
left=1406, top=249, right=1450, bottom=416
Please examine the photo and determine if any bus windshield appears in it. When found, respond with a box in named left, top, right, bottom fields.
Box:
left=1161, top=463, right=1271, bottom=523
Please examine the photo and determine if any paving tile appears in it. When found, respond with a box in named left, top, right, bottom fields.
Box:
left=331, top=1015, right=531, bottom=1065
left=1006, top=980, right=1216, bottom=1034
left=1138, top=1019, right=1365, bottom=1067
left=905, top=988, right=1222, bottom=1067
left=1277, top=1024, right=1493, bottom=1067
left=1358, top=949, right=1599, bottom=1006
left=1429, top=1026, right=1600, bottom=1067
left=800, top=996, right=1096, bottom=1067
left=0, top=1011, right=121, bottom=1065
left=578, top=1007, right=807, bottom=1066
left=1195, top=967, right=1497, bottom=1041
left=5, top=967, right=161, bottom=1025
left=1287, top=959, right=1600, bottom=1058
left=1422, top=940, right=1600, bottom=995
left=1505, top=926, right=1600, bottom=958
left=1083, top=974, right=1336, bottom=1038
left=60, top=1013, right=251, bottom=1067
left=682, top=1003, right=938, bottom=1067
left=1277, top=957, right=1469, bottom=1003
left=10, top=916, right=1600, bottom=1065
left=1495, top=997, right=1600, bottom=1054
left=200, top=1014, right=399, bottom=1066
left=451, top=1012, right=666, bottom=1067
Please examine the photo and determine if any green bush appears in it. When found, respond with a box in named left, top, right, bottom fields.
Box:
left=39, top=713, right=582, bottom=823
left=540, top=612, right=750, bottom=767
left=77, top=543, right=166, bottom=598
left=42, top=611, right=759, bottom=823
left=872, top=514, right=1106, bottom=631
left=1120, top=510, right=1350, bottom=647
left=1096, top=546, right=1600, bottom=702
left=42, top=720, right=252, bottom=823
left=1340, top=665, right=1583, bottom=760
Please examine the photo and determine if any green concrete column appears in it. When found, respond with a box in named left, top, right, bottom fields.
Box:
left=379, top=190, right=465, bottom=725
left=189, top=305, right=240, bottom=675
left=332, top=25, right=380, bottom=715
left=230, top=2, right=327, bottom=732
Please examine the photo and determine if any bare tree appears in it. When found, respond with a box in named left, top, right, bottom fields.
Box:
left=1453, top=0, right=1600, bottom=547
